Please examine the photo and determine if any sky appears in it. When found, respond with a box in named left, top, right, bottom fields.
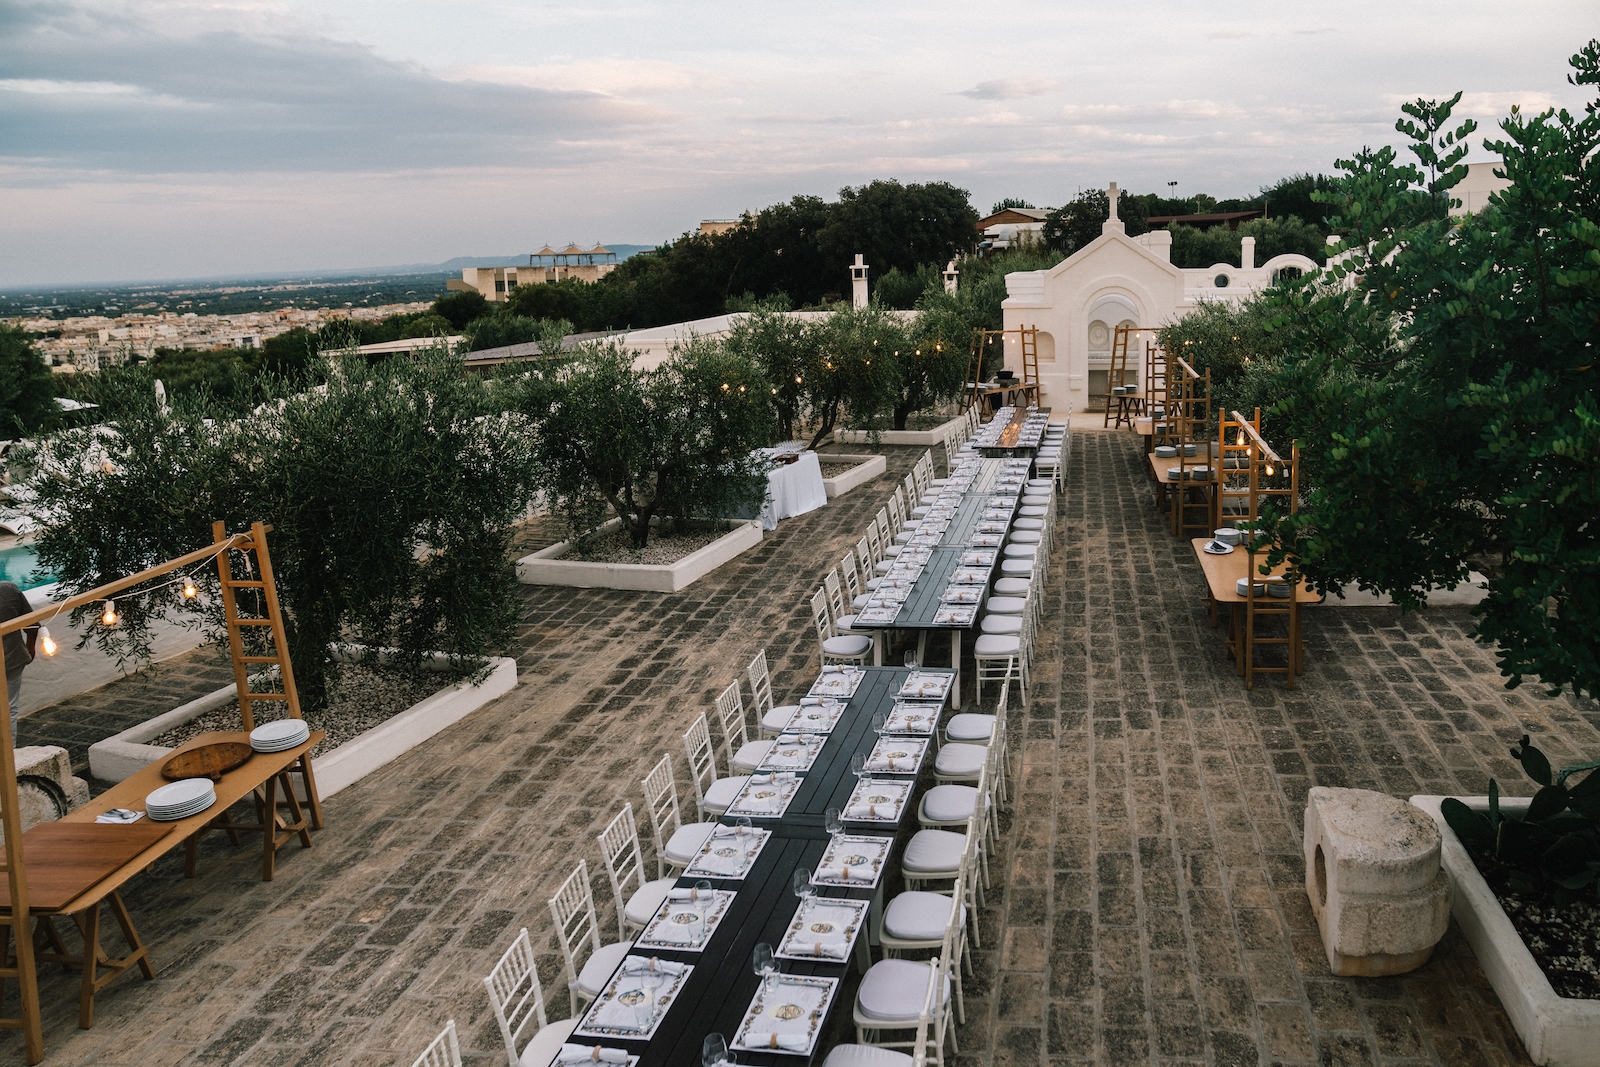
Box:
left=0, top=0, right=1593, bottom=287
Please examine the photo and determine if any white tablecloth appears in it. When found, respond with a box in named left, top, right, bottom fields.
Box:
left=754, top=449, right=827, bottom=530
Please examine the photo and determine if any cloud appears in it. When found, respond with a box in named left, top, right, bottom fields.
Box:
left=958, top=78, right=1061, bottom=101
left=0, top=2, right=661, bottom=176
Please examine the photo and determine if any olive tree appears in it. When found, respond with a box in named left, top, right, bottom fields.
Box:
left=529, top=337, right=774, bottom=549
left=22, top=345, right=536, bottom=708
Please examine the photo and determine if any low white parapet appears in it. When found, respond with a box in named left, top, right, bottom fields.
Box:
left=516, top=517, right=762, bottom=592
left=820, top=454, right=887, bottom=499
left=833, top=412, right=966, bottom=447
left=89, top=649, right=517, bottom=799
left=1412, top=795, right=1600, bottom=1066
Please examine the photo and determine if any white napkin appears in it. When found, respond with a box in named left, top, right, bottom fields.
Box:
left=749, top=1033, right=810, bottom=1052
left=816, top=863, right=870, bottom=883
left=667, top=887, right=713, bottom=902
left=557, top=1044, right=630, bottom=1064
left=845, top=801, right=893, bottom=820
left=620, top=955, right=686, bottom=978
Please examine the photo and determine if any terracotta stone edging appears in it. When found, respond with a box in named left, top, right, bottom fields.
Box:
left=88, top=648, right=517, bottom=797
left=1411, top=794, right=1600, bottom=1066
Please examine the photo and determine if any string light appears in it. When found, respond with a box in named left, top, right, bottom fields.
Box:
left=101, top=600, right=118, bottom=626
left=183, top=578, right=198, bottom=598
left=39, top=626, right=56, bottom=657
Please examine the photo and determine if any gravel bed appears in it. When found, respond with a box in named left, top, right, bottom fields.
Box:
left=818, top=461, right=866, bottom=478
left=1476, top=855, right=1600, bottom=999
left=152, top=662, right=460, bottom=752
left=569, top=525, right=728, bottom=565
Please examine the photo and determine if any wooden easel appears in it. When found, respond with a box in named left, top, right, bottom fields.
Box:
left=0, top=522, right=302, bottom=1062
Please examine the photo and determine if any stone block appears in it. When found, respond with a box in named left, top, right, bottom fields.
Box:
left=8, top=744, right=91, bottom=836
left=1304, top=786, right=1450, bottom=976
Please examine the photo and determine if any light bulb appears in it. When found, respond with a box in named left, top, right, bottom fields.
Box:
left=101, top=600, right=118, bottom=626
left=1266, top=464, right=1276, bottom=476
left=39, top=626, right=56, bottom=656
left=183, top=578, right=198, bottom=598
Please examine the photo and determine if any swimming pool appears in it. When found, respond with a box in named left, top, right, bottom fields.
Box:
left=0, top=543, right=57, bottom=592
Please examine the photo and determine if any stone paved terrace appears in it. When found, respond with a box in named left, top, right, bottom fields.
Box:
left=7, top=429, right=1599, bottom=1066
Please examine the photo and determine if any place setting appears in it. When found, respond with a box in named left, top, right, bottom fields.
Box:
left=573, top=955, right=693, bottom=1042
left=633, top=884, right=736, bottom=953
left=862, top=734, right=929, bottom=775
left=898, top=670, right=954, bottom=702
left=776, top=875, right=869, bottom=963
left=881, top=701, right=941, bottom=736
left=842, top=773, right=913, bottom=825
left=724, top=772, right=801, bottom=819
left=682, top=822, right=771, bottom=880
left=730, top=946, right=838, bottom=1058
left=811, top=816, right=894, bottom=890
left=551, top=1044, right=638, bottom=1065
left=783, top=698, right=845, bottom=733
left=807, top=666, right=864, bottom=700
left=755, top=732, right=826, bottom=773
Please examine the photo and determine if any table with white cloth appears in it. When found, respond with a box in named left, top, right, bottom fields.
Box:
left=751, top=448, right=827, bottom=530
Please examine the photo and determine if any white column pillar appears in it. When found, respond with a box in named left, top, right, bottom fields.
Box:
left=943, top=259, right=958, bottom=295
left=850, top=254, right=869, bottom=309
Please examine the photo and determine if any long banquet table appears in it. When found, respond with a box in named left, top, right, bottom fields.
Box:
left=850, top=457, right=1025, bottom=709
left=559, top=664, right=952, bottom=1066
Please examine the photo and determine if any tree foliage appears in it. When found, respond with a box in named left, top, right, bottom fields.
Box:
left=0, top=326, right=58, bottom=436
left=525, top=338, right=774, bottom=549
left=21, top=346, right=535, bottom=707
left=1255, top=42, right=1600, bottom=699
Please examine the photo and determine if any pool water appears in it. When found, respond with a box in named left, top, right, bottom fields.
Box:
left=0, top=544, right=56, bottom=592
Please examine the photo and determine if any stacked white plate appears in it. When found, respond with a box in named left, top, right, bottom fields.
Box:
left=250, top=719, right=311, bottom=753
left=146, top=777, right=217, bottom=821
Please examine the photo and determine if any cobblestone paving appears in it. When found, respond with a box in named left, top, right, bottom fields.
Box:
left=7, top=432, right=1597, bottom=1066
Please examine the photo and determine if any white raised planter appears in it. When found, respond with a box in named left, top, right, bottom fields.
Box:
left=820, top=454, right=887, bottom=499
left=1411, top=795, right=1600, bottom=1066
left=833, top=412, right=966, bottom=447
left=89, top=649, right=517, bottom=798
left=516, top=517, right=762, bottom=592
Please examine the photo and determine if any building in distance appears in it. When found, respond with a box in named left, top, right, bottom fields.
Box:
left=449, top=243, right=618, bottom=302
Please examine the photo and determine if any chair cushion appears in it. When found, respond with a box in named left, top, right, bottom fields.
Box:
left=821, top=1045, right=915, bottom=1067
left=1020, top=494, right=1051, bottom=505
left=576, top=940, right=632, bottom=996
left=663, top=822, right=716, bottom=865
left=704, top=774, right=750, bottom=812
left=935, top=741, right=988, bottom=778
left=903, top=829, right=966, bottom=874
left=974, top=633, right=1021, bottom=656
left=836, top=613, right=860, bottom=632
left=1011, top=517, right=1044, bottom=531
left=851, top=593, right=871, bottom=611
left=857, top=958, right=949, bottom=1022
left=1026, top=478, right=1052, bottom=490
left=920, top=784, right=977, bottom=823
left=823, top=634, right=873, bottom=658
left=882, top=544, right=902, bottom=557
left=998, top=559, right=1033, bottom=577
left=979, top=614, right=1022, bottom=636
left=764, top=704, right=801, bottom=733
left=1008, top=530, right=1041, bottom=544
left=993, top=578, right=1030, bottom=596
left=985, top=595, right=1026, bottom=614
left=910, top=506, right=931, bottom=518
left=1002, top=544, right=1038, bottom=559
left=624, top=877, right=677, bottom=927
left=731, top=741, right=772, bottom=775
left=884, top=891, right=966, bottom=942
left=1017, top=506, right=1047, bottom=518
left=873, top=561, right=895, bottom=575
left=519, top=1018, right=580, bottom=1066
left=945, top=713, right=995, bottom=742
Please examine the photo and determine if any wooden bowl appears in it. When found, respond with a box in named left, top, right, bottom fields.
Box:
left=161, top=741, right=253, bottom=781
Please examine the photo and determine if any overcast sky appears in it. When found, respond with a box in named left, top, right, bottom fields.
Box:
left=1, top=0, right=1593, bottom=287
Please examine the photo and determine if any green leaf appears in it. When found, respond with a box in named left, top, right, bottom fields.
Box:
left=1441, top=797, right=1492, bottom=853
left=1514, top=736, right=1554, bottom=786
left=1527, top=784, right=1570, bottom=821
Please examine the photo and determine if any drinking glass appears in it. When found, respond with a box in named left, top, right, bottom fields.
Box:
left=702, top=1032, right=732, bottom=1067
left=824, top=806, right=843, bottom=838
left=904, top=649, right=918, bottom=670
left=751, top=942, right=778, bottom=994
left=870, top=711, right=887, bottom=735
left=792, top=867, right=815, bottom=904
left=694, top=879, right=713, bottom=933
left=732, top=815, right=752, bottom=843
left=849, top=752, right=867, bottom=780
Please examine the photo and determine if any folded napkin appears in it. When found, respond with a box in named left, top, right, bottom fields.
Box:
left=816, top=863, right=871, bottom=883
left=750, top=1033, right=810, bottom=1052
left=557, top=1044, right=630, bottom=1064
left=866, top=752, right=911, bottom=772
left=820, top=664, right=841, bottom=673
left=799, top=697, right=822, bottom=706
left=620, top=955, right=686, bottom=977
left=96, top=808, right=145, bottom=824
left=667, top=887, right=713, bottom=902
left=845, top=801, right=894, bottom=820
left=747, top=772, right=795, bottom=786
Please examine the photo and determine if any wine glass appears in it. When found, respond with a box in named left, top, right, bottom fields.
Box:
left=792, top=867, right=815, bottom=905
left=870, top=711, right=887, bottom=735
left=752, top=942, right=778, bottom=995
left=849, top=752, right=867, bottom=780
left=694, top=879, right=714, bottom=934
left=824, top=806, right=843, bottom=839
left=702, top=1032, right=732, bottom=1067
left=904, top=648, right=918, bottom=671
left=732, top=815, right=752, bottom=844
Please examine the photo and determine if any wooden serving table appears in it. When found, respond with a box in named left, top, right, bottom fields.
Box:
left=1148, top=452, right=1217, bottom=534
left=62, top=730, right=325, bottom=885
left=0, top=730, right=325, bottom=1030
left=1190, top=539, right=1320, bottom=681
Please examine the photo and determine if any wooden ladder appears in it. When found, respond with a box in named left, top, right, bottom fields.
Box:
left=213, top=520, right=303, bottom=732
left=1103, top=324, right=1134, bottom=426
left=1017, top=326, right=1041, bottom=407
left=0, top=704, right=44, bottom=1063
left=963, top=327, right=986, bottom=412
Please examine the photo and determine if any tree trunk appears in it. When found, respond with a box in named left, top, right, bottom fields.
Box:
left=893, top=402, right=913, bottom=431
